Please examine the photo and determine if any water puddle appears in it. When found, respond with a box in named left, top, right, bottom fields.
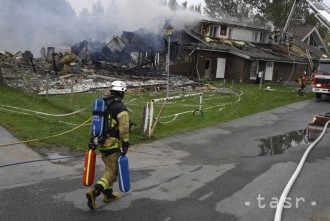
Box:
left=46, top=153, right=72, bottom=163
left=258, top=129, right=308, bottom=156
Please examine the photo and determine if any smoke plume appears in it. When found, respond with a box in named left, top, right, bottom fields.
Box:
left=0, top=0, right=202, bottom=56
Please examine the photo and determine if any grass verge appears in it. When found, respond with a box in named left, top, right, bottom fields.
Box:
left=0, top=82, right=313, bottom=150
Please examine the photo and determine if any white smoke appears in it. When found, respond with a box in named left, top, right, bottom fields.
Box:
left=0, top=0, right=202, bottom=56
left=103, top=0, right=201, bottom=33
left=0, top=0, right=79, bottom=54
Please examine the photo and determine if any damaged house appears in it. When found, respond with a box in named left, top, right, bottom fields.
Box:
left=282, top=25, right=329, bottom=53
left=168, top=18, right=329, bottom=82
left=72, top=29, right=163, bottom=71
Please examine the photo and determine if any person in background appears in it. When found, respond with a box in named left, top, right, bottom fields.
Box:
left=298, top=71, right=307, bottom=96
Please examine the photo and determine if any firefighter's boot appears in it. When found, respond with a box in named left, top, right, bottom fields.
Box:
left=103, top=189, right=119, bottom=203
left=86, top=188, right=100, bottom=210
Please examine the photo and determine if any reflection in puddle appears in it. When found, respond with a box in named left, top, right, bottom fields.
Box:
left=46, top=153, right=74, bottom=163
left=258, top=129, right=308, bottom=156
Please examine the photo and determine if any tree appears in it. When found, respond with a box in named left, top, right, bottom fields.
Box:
left=204, top=0, right=318, bottom=26
left=255, top=0, right=317, bottom=27
left=168, top=0, right=178, bottom=10
left=204, top=0, right=255, bottom=20
left=324, top=34, right=330, bottom=51
left=182, top=1, right=187, bottom=10
left=91, top=1, right=105, bottom=18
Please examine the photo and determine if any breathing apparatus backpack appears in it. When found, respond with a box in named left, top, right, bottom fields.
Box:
left=90, top=96, right=121, bottom=145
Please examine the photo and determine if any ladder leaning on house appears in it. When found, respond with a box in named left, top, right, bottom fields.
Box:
left=306, top=49, right=314, bottom=73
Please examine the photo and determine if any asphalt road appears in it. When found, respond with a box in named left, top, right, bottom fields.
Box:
left=1, top=97, right=330, bottom=221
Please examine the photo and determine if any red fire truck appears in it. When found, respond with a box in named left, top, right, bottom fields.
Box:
left=282, top=1, right=330, bottom=99
left=312, top=58, right=330, bottom=99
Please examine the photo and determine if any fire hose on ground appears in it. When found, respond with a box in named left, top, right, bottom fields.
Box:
left=0, top=104, right=91, bottom=117
left=0, top=117, right=92, bottom=148
left=274, top=120, right=330, bottom=221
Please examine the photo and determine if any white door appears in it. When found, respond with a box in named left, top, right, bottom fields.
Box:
left=265, top=62, right=274, bottom=80
left=216, top=58, right=226, bottom=78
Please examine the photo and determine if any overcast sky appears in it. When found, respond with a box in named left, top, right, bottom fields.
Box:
left=68, top=0, right=330, bottom=15
left=0, top=0, right=204, bottom=54
left=2, top=0, right=330, bottom=54
left=68, top=0, right=205, bottom=15
left=324, top=0, right=330, bottom=6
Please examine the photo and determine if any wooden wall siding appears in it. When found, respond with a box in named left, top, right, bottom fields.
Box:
left=273, top=62, right=308, bottom=82
left=225, top=54, right=246, bottom=81
left=171, top=48, right=312, bottom=83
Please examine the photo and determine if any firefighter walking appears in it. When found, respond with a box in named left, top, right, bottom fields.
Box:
left=86, top=80, right=130, bottom=210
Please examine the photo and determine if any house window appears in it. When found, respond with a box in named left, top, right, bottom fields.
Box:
left=209, top=26, right=214, bottom=36
left=214, top=26, right=219, bottom=37
left=266, top=62, right=273, bottom=68
left=202, top=25, right=209, bottom=36
left=260, top=33, right=265, bottom=43
left=253, top=32, right=259, bottom=42
left=209, top=25, right=219, bottom=37
left=228, top=28, right=233, bottom=39
left=309, top=35, right=317, bottom=47
left=220, top=25, right=227, bottom=36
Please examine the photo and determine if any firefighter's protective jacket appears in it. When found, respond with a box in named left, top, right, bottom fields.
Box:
left=98, top=95, right=129, bottom=155
left=298, top=75, right=307, bottom=86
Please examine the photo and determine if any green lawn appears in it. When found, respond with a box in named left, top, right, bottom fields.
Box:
left=0, top=82, right=312, bottom=150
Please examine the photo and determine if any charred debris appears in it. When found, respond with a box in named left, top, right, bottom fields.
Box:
left=0, top=29, right=198, bottom=95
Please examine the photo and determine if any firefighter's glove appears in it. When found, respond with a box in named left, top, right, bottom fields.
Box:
left=88, top=142, right=97, bottom=150
left=121, top=142, right=129, bottom=156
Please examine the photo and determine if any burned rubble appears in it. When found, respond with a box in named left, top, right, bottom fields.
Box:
left=0, top=29, right=198, bottom=96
